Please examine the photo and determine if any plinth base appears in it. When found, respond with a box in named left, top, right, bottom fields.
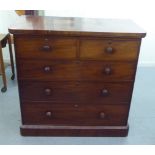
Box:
left=20, top=125, right=129, bottom=137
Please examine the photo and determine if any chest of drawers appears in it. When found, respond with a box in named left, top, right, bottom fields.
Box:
left=9, top=16, right=146, bottom=136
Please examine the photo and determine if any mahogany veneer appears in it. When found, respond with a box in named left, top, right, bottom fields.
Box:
left=9, top=16, right=146, bottom=136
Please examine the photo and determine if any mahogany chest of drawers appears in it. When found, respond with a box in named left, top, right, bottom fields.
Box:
left=9, top=16, right=146, bottom=136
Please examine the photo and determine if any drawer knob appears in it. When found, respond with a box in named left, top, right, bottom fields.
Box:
left=44, top=88, right=52, bottom=95
left=74, top=104, right=79, bottom=108
left=100, top=112, right=105, bottom=119
left=46, top=111, right=52, bottom=117
left=105, top=47, right=113, bottom=54
left=101, top=89, right=109, bottom=96
left=44, top=66, right=51, bottom=72
left=104, top=67, right=112, bottom=75
left=42, top=45, right=51, bottom=51
left=44, top=38, right=49, bottom=41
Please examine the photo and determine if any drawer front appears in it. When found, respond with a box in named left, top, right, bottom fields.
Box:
left=20, top=81, right=133, bottom=104
left=15, top=36, right=77, bottom=59
left=22, top=103, right=129, bottom=126
left=17, top=60, right=135, bottom=81
left=80, top=39, right=140, bottom=61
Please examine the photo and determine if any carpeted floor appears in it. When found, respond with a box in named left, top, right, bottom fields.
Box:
left=0, top=66, right=155, bottom=144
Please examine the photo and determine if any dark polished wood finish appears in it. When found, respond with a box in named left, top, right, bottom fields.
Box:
left=22, top=103, right=129, bottom=126
left=9, top=16, right=146, bottom=38
left=9, top=16, right=146, bottom=136
left=17, top=60, right=136, bottom=81
left=15, top=36, right=77, bottom=59
left=80, top=39, right=141, bottom=61
left=20, top=125, right=129, bottom=137
left=20, top=81, right=132, bottom=104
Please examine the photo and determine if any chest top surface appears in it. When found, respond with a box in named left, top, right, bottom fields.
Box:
left=9, top=16, right=146, bottom=38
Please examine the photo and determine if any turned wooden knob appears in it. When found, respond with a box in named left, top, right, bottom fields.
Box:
left=101, top=89, right=109, bottom=96
left=44, top=66, right=51, bottom=72
left=46, top=111, right=52, bottom=117
left=74, top=104, right=79, bottom=108
left=44, top=88, right=52, bottom=95
left=42, top=45, right=51, bottom=51
left=44, top=38, right=49, bottom=41
left=104, top=67, right=112, bottom=75
left=105, top=47, right=113, bottom=54
left=100, top=112, right=105, bottom=119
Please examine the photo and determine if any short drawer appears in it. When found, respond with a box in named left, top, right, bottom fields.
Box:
left=20, top=81, right=133, bottom=104
left=15, top=36, right=77, bottom=59
left=22, top=103, right=129, bottom=126
left=80, top=39, right=140, bottom=61
left=17, top=60, right=136, bottom=81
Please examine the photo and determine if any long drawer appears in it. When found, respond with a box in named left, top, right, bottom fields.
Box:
left=19, top=81, right=133, bottom=104
left=80, top=39, right=140, bottom=61
left=22, top=103, right=129, bottom=126
left=17, top=60, right=136, bottom=81
left=15, top=36, right=77, bottom=59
